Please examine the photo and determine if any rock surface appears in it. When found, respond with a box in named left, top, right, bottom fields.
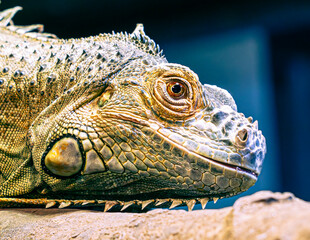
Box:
left=0, top=191, right=310, bottom=240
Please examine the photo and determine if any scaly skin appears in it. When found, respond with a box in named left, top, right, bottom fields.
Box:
left=0, top=7, right=266, bottom=211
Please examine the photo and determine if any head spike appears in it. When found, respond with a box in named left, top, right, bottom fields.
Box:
left=132, top=23, right=145, bottom=38
left=198, top=198, right=209, bottom=209
left=169, top=199, right=183, bottom=209
left=104, top=201, right=118, bottom=212
left=253, top=120, right=258, bottom=129
left=185, top=199, right=196, bottom=211
left=130, top=23, right=163, bottom=57
left=247, top=116, right=253, bottom=123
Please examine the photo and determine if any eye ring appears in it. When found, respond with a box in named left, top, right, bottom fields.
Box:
left=167, top=81, right=187, bottom=99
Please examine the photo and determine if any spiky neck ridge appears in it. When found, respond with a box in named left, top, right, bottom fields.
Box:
left=0, top=6, right=167, bottom=122
left=0, top=7, right=164, bottom=57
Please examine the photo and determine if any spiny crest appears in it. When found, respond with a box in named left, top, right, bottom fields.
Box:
left=0, top=6, right=58, bottom=39
left=0, top=7, right=164, bottom=57
left=0, top=6, right=22, bottom=27
left=130, top=23, right=163, bottom=57
left=92, top=24, right=164, bottom=57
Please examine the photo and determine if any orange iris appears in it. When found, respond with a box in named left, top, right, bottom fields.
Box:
left=167, top=81, right=186, bottom=98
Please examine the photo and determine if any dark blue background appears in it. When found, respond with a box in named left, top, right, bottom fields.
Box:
left=2, top=0, right=310, bottom=209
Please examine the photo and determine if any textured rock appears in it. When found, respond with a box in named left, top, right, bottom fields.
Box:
left=0, top=191, right=310, bottom=240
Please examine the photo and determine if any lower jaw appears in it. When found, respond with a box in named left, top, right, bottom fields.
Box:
left=4, top=177, right=255, bottom=210
left=37, top=164, right=257, bottom=203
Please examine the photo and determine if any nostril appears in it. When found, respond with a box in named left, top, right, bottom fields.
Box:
left=240, top=129, right=248, bottom=141
left=235, top=129, right=248, bottom=147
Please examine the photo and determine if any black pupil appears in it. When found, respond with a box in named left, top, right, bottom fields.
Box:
left=171, top=83, right=182, bottom=94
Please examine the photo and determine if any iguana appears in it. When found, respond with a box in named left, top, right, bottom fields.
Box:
left=0, top=6, right=266, bottom=211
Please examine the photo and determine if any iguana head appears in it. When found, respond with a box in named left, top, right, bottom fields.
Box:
left=29, top=24, right=266, bottom=203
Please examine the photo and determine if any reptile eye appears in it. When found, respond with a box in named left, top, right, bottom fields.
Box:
left=167, top=81, right=186, bottom=98
left=152, top=72, right=200, bottom=119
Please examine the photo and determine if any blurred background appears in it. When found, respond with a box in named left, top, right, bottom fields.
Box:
left=1, top=0, right=310, bottom=209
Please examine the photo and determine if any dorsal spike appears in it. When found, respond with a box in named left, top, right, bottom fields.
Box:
left=185, top=199, right=196, bottom=211
left=104, top=201, right=118, bottom=212
left=24, top=32, right=58, bottom=39
left=0, top=6, right=22, bottom=27
left=155, top=199, right=169, bottom=206
left=141, top=200, right=154, bottom=210
left=0, top=7, right=57, bottom=39
left=169, top=199, right=183, bottom=209
left=198, top=198, right=209, bottom=209
left=120, top=201, right=135, bottom=211
left=140, top=35, right=146, bottom=43
left=213, top=197, right=219, bottom=204
left=7, top=24, right=44, bottom=34
left=45, top=201, right=56, bottom=209
left=81, top=200, right=95, bottom=206
left=58, top=201, right=72, bottom=209
left=150, top=40, right=155, bottom=49
left=156, top=44, right=160, bottom=53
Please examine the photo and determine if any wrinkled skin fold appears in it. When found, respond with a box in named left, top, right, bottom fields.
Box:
left=0, top=7, right=266, bottom=209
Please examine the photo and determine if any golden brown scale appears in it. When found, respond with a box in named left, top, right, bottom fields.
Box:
left=0, top=7, right=266, bottom=211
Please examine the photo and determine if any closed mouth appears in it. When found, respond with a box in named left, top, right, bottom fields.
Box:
left=155, top=127, right=258, bottom=179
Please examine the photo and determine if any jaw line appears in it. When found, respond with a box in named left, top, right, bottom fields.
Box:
left=153, top=126, right=258, bottom=180
left=96, top=112, right=258, bottom=179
